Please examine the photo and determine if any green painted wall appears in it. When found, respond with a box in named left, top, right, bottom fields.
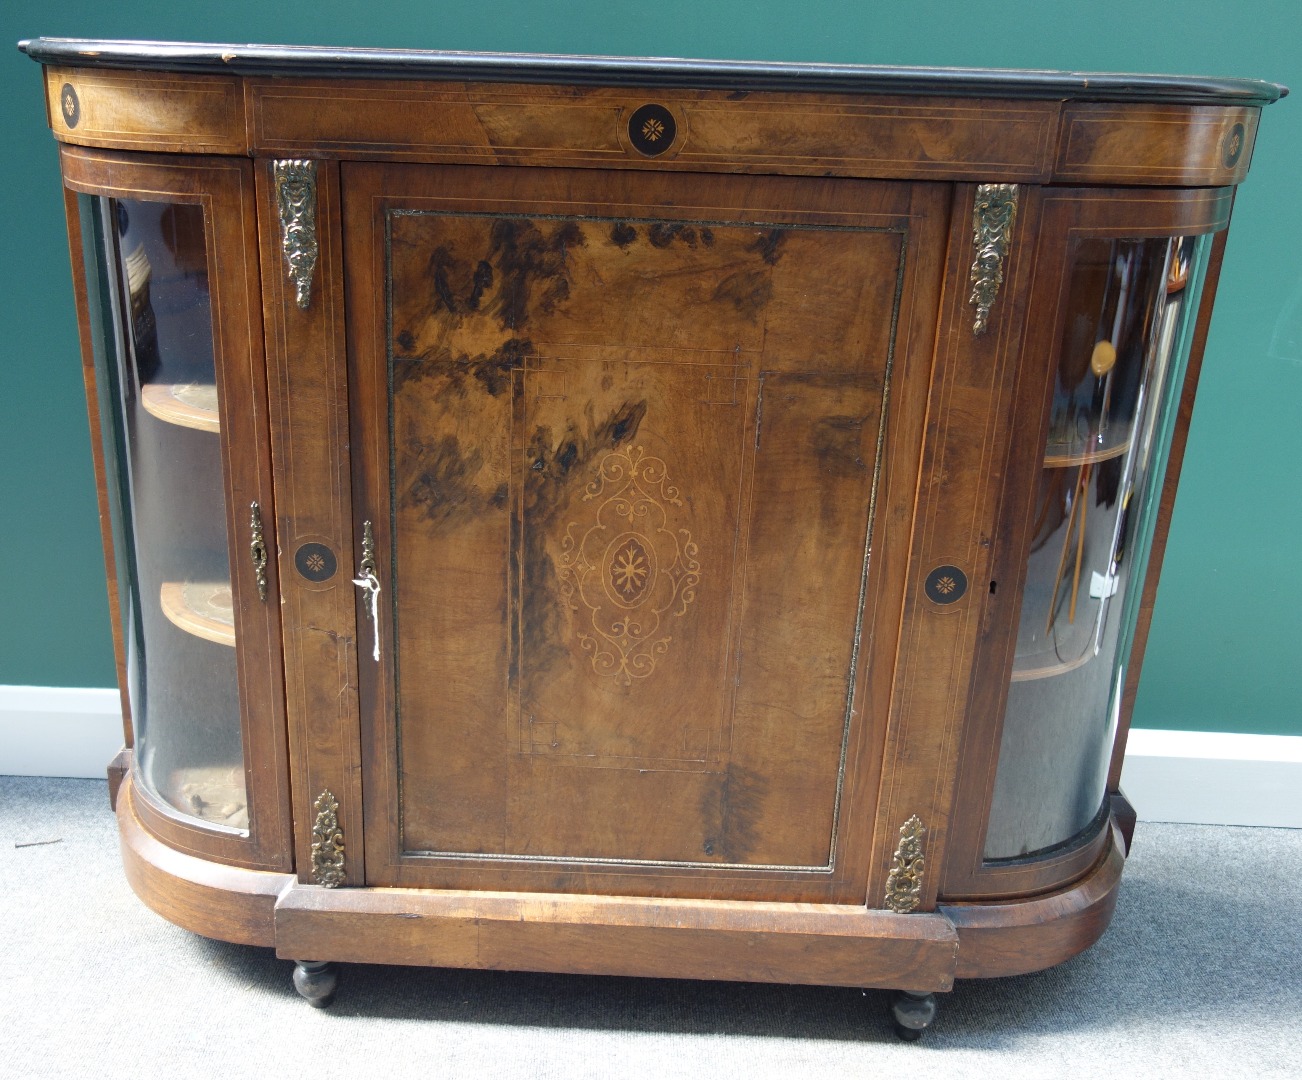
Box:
left=3, top=1, right=1298, bottom=736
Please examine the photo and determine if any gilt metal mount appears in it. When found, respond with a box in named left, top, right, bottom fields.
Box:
left=273, top=159, right=319, bottom=310
left=359, top=520, right=377, bottom=580
left=249, top=501, right=268, bottom=601
left=310, top=789, right=345, bottom=888
left=969, top=183, right=1019, bottom=335
left=884, top=815, right=927, bottom=913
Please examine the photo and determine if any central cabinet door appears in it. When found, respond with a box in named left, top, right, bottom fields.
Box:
left=344, top=163, right=947, bottom=902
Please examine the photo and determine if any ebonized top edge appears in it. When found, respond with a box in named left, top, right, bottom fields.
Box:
left=17, top=37, right=1288, bottom=105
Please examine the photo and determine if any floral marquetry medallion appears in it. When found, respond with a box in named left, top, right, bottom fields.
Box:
left=560, top=446, right=701, bottom=685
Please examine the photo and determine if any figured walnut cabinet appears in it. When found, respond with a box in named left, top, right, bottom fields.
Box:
left=25, top=38, right=1283, bottom=1034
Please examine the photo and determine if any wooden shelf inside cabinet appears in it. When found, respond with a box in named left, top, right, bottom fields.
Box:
left=140, top=382, right=220, bottom=433
left=1042, top=436, right=1131, bottom=469
left=1010, top=649, right=1095, bottom=683
left=163, top=764, right=249, bottom=829
left=160, top=580, right=235, bottom=646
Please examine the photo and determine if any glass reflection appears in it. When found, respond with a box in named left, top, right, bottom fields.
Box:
left=96, top=196, right=248, bottom=830
left=985, top=234, right=1207, bottom=860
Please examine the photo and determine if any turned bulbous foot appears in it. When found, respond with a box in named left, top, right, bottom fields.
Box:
left=890, top=989, right=938, bottom=1041
left=293, top=960, right=339, bottom=1007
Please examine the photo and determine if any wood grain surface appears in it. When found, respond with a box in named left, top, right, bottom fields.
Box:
left=346, top=162, right=946, bottom=902
left=942, top=824, right=1125, bottom=978
left=248, top=79, right=1059, bottom=182
left=257, top=159, right=366, bottom=886
left=867, top=181, right=1041, bottom=913
left=117, top=775, right=292, bottom=947
left=274, top=883, right=959, bottom=990
left=38, top=64, right=1265, bottom=186
left=1054, top=103, right=1260, bottom=185
left=45, top=66, right=245, bottom=155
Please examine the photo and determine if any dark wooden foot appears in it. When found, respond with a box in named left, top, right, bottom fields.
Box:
left=890, top=989, right=938, bottom=1041
left=292, top=960, right=338, bottom=1007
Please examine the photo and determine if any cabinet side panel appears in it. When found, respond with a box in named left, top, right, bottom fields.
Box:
left=61, top=187, right=133, bottom=746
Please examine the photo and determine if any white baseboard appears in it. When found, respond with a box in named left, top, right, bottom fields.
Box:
left=0, top=685, right=125, bottom=779
left=1121, top=728, right=1302, bottom=829
left=2, top=686, right=1299, bottom=828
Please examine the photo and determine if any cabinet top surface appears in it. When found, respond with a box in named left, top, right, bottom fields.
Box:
left=19, top=37, right=1286, bottom=105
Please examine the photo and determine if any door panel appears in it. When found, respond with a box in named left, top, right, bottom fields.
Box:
left=60, top=146, right=292, bottom=871
left=345, top=162, right=947, bottom=900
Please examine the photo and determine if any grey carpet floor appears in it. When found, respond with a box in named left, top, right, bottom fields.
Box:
left=0, top=776, right=1298, bottom=1079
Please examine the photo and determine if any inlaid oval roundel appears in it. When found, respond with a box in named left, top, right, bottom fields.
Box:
left=605, top=532, right=657, bottom=608
left=628, top=103, right=676, bottom=156
left=559, top=446, right=701, bottom=685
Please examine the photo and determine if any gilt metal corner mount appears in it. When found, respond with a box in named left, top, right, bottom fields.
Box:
left=311, top=789, right=345, bottom=888
left=969, top=183, right=1019, bottom=335
left=885, top=814, right=927, bottom=913
left=273, top=159, right=319, bottom=311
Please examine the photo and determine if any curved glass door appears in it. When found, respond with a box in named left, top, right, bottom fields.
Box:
left=984, top=232, right=1211, bottom=860
left=68, top=148, right=291, bottom=870
left=97, top=196, right=247, bottom=829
